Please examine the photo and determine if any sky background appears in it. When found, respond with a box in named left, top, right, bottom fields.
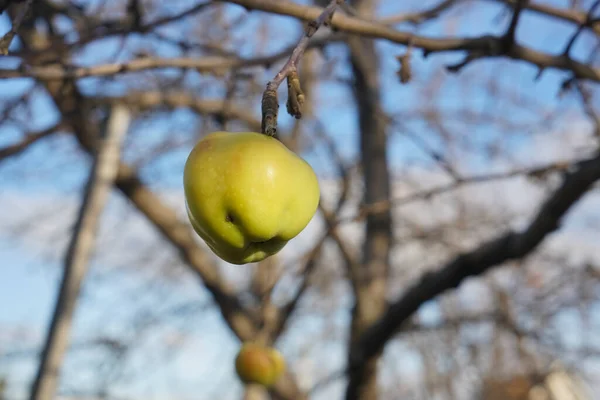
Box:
left=1, top=0, right=600, bottom=399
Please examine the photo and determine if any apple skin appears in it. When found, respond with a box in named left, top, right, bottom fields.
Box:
left=184, top=131, right=320, bottom=265
left=235, top=343, right=286, bottom=386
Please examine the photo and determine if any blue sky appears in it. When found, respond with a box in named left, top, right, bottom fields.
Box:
left=1, top=0, right=599, bottom=398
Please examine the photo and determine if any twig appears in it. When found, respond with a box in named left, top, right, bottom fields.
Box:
left=29, top=105, right=131, bottom=400
left=504, top=0, right=527, bottom=47
left=447, top=0, right=527, bottom=72
left=0, top=0, right=33, bottom=55
left=575, top=81, right=600, bottom=138
left=261, top=0, right=343, bottom=136
left=486, top=0, right=600, bottom=36
left=338, top=159, right=576, bottom=225
left=93, top=92, right=262, bottom=131
left=0, top=35, right=341, bottom=80
left=68, top=1, right=214, bottom=51
left=0, top=123, right=64, bottom=161
left=272, top=233, right=328, bottom=338
left=562, top=0, right=600, bottom=56
left=380, top=0, right=460, bottom=26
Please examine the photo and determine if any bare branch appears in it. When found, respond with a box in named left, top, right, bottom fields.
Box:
left=562, top=0, right=600, bottom=56
left=488, top=0, right=600, bottom=36
left=503, top=0, right=526, bottom=47
left=347, top=152, right=600, bottom=395
left=340, top=159, right=576, bottom=225
left=0, top=123, right=64, bottom=161
left=29, top=105, right=131, bottom=400
left=0, top=55, right=280, bottom=80
left=272, top=234, right=327, bottom=338
left=224, top=0, right=600, bottom=82
left=92, top=92, right=262, bottom=131
left=380, top=0, right=461, bottom=26
left=0, top=0, right=33, bottom=55
left=0, top=34, right=341, bottom=80
left=574, top=82, right=600, bottom=139
left=68, top=1, right=214, bottom=50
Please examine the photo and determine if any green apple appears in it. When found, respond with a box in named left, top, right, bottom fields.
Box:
left=183, top=131, right=320, bottom=265
left=234, top=343, right=286, bottom=386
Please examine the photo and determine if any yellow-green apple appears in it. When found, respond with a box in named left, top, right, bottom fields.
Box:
left=183, top=131, right=320, bottom=264
left=234, top=343, right=286, bottom=386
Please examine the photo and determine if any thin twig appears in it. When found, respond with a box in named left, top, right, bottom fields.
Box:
left=575, top=81, right=600, bottom=139
left=0, top=0, right=33, bottom=55
left=562, top=0, right=600, bottom=56
left=29, top=105, right=131, bottom=400
left=486, top=0, right=600, bottom=36
left=380, top=0, right=460, bottom=26
left=337, top=158, right=576, bottom=226
left=261, top=0, right=343, bottom=136
left=0, top=35, right=341, bottom=80
left=0, top=123, right=65, bottom=161
left=504, top=0, right=527, bottom=46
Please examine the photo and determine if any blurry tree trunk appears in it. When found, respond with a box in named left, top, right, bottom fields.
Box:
left=29, top=106, right=130, bottom=400
left=0, top=376, right=6, bottom=400
left=346, top=0, right=392, bottom=398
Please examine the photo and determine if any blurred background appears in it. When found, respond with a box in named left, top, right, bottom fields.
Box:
left=0, top=0, right=599, bottom=399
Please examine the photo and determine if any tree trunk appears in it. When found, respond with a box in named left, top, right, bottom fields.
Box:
left=29, top=106, right=130, bottom=400
left=346, top=0, right=392, bottom=398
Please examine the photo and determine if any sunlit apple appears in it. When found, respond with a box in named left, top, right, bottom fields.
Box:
left=184, top=131, right=320, bottom=264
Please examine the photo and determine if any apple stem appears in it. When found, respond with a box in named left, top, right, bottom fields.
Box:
left=260, top=0, right=344, bottom=137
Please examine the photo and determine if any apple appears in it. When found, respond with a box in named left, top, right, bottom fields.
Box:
left=235, top=343, right=286, bottom=386
left=183, top=131, right=320, bottom=264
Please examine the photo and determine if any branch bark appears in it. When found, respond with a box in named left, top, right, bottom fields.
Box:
left=29, top=105, right=130, bottom=400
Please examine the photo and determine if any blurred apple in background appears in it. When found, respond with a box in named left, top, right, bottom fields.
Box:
left=234, top=342, right=286, bottom=386
left=184, top=131, right=320, bottom=265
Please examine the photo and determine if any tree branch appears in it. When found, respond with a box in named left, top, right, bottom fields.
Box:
left=488, top=0, right=600, bottom=36
left=0, top=0, right=33, bottom=55
left=346, top=152, right=600, bottom=394
left=223, top=0, right=600, bottom=82
left=380, top=0, right=460, bottom=26
left=562, top=0, right=600, bottom=57
left=93, top=92, right=262, bottom=131
left=0, top=123, right=63, bottom=161
left=0, top=55, right=287, bottom=80
left=0, top=34, right=341, bottom=80
left=29, top=105, right=131, bottom=400
left=503, top=0, right=526, bottom=47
